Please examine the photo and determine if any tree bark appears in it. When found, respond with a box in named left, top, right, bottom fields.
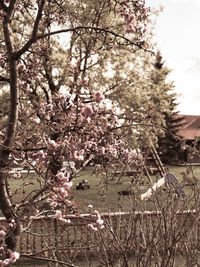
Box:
left=0, top=2, right=20, bottom=251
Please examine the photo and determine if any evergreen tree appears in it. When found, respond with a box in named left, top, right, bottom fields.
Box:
left=152, top=52, right=185, bottom=163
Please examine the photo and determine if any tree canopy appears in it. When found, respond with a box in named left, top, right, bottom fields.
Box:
left=0, top=0, right=153, bottom=263
left=0, top=1, right=184, bottom=265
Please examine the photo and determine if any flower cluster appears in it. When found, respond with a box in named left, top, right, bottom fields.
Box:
left=0, top=251, right=20, bottom=266
left=54, top=210, right=71, bottom=224
left=0, top=227, right=20, bottom=266
left=88, top=210, right=104, bottom=232
left=119, top=0, right=150, bottom=37
left=48, top=170, right=73, bottom=208
left=0, top=230, right=5, bottom=242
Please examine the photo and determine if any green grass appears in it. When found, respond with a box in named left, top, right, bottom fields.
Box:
left=72, top=170, right=131, bottom=212
left=72, top=164, right=200, bottom=212
left=6, top=164, right=200, bottom=214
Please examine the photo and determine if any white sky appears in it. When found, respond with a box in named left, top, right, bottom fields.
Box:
left=146, top=0, right=200, bottom=115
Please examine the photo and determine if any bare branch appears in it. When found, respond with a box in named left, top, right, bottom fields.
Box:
left=13, top=0, right=46, bottom=59
left=0, top=0, right=21, bottom=251
left=20, top=255, right=78, bottom=267
left=15, top=25, right=152, bottom=59
left=7, top=0, right=17, bottom=16
left=37, top=26, right=152, bottom=52
left=0, top=74, right=9, bottom=83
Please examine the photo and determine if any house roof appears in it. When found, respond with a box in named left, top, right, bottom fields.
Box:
left=178, top=115, right=200, bottom=140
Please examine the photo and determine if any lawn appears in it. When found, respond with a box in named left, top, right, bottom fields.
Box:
left=71, top=164, right=200, bottom=212
left=6, top=164, right=200, bottom=214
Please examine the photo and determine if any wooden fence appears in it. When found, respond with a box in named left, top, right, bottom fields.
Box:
left=0, top=210, right=200, bottom=266
left=1, top=210, right=200, bottom=263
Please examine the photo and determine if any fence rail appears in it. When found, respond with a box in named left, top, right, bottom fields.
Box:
left=1, top=209, right=199, bottom=260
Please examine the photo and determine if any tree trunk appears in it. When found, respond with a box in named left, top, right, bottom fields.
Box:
left=0, top=2, right=21, bottom=251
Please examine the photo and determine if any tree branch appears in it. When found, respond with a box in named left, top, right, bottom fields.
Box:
left=0, top=0, right=20, bottom=251
left=37, top=26, right=152, bottom=52
left=20, top=255, right=78, bottom=267
left=0, top=74, right=10, bottom=83
left=7, top=0, right=17, bottom=16
left=13, top=0, right=46, bottom=59
left=15, top=25, right=152, bottom=59
left=0, top=0, right=8, bottom=12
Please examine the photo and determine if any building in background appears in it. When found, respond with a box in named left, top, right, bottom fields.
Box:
left=178, top=115, right=200, bottom=164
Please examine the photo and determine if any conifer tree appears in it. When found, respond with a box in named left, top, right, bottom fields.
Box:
left=152, top=52, right=185, bottom=163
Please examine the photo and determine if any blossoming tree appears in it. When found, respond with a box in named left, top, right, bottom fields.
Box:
left=0, top=0, right=150, bottom=264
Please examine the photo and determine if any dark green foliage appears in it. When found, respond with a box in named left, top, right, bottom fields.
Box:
left=158, top=110, right=185, bottom=164
left=152, top=52, right=185, bottom=163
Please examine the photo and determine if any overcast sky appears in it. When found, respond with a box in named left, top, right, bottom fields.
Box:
left=146, top=0, right=200, bottom=115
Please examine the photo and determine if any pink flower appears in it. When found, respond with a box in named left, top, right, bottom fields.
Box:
left=81, top=105, right=93, bottom=118
left=17, top=64, right=25, bottom=73
left=55, top=210, right=62, bottom=219
left=63, top=181, right=73, bottom=190
left=8, top=219, right=16, bottom=229
left=1, top=251, right=20, bottom=266
left=56, top=171, right=69, bottom=182
left=98, top=147, right=105, bottom=155
left=13, top=171, right=21, bottom=179
left=96, top=219, right=104, bottom=227
left=54, top=210, right=71, bottom=224
left=59, top=218, right=71, bottom=224
left=80, top=78, right=89, bottom=86
left=73, top=150, right=84, bottom=161
left=10, top=252, right=20, bottom=263
left=32, top=117, right=41, bottom=124
left=0, top=230, right=6, bottom=241
left=48, top=139, right=59, bottom=148
left=93, top=91, right=104, bottom=102
left=88, top=210, right=105, bottom=230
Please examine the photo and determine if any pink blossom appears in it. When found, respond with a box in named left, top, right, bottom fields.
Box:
left=126, top=24, right=135, bottom=33
left=96, top=219, right=104, bottom=227
left=59, top=218, right=71, bottom=224
left=54, top=210, right=71, bottom=224
left=80, top=78, right=89, bottom=87
left=48, top=139, right=59, bottom=148
left=63, top=181, right=73, bottom=190
left=2, top=258, right=11, bottom=266
left=17, top=64, right=25, bottom=73
left=96, top=219, right=104, bottom=229
left=32, top=117, right=41, bottom=124
left=56, top=171, right=69, bottom=182
left=93, top=91, right=104, bottom=102
left=13, top=171, right=21, bottom=179
left=38, top=150, right=47, bottom=159
left=8, top=219, right=16, bottom=228
left=0, top=230, right=6, bottom=241
left=46, top=103, right=53, bottom=111
left=55, top=210, right=62, bottom=219
left=54, top=187, right=69, bottom=198
left=81, top=105, right=93, bottom=118
left=97, top=147, right=105, bottom=155
left=10, top=252, right=20, bottom=263
left=89, top=210, right=105, bottom=230
left=0, top=251, right=20, bottom=266
left=73, top=150, right=84, bottom=161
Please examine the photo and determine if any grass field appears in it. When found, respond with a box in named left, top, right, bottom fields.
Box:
left=71, top=164, right=200, bottom=212
left=10, top=165, right=200, bottom=267
left=6, top=164, right=200, bottom=214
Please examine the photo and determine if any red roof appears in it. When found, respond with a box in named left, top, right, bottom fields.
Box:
left=178, top=115, right=200, bottom=140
